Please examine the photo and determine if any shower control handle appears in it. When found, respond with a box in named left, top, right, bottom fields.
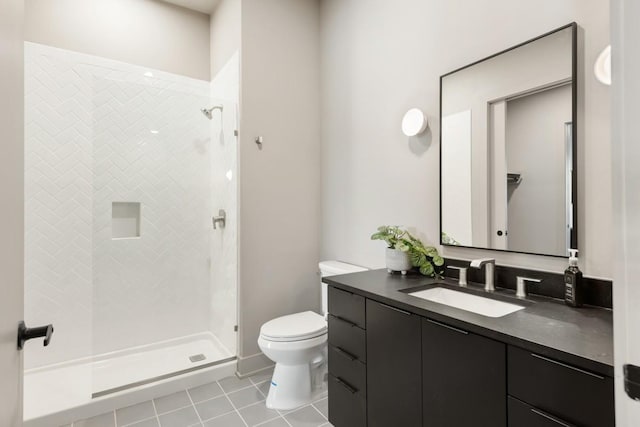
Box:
left=17, top=321, right=54, bottom=350
left=212, top=209, right=226, bottom=230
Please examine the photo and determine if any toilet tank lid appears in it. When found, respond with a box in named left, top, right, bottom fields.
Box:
left=319, top=260, right=368, bottom=276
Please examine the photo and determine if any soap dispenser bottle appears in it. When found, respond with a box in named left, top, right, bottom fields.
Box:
left=564, top=249, right=583, bottom=307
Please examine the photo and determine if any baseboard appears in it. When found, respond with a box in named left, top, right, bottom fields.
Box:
left=236, top=352, right=273, bottom=378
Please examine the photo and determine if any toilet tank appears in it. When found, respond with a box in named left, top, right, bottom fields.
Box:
left=319, top=261, right=368, bottom=318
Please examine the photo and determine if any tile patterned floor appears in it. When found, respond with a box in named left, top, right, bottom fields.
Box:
left=63, top=369, right=332, bottom=427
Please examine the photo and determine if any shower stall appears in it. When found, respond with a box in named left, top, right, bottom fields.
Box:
left=22, top=42, right=239, bottom=426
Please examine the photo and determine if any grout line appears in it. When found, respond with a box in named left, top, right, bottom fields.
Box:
left=253, top=414, right=289, bottom=427
left=217, top=380, right=249, bottom=427
left=226, top=382, right=267, bottom=407
left=150, top=398, right=160, bottom=426
left=277, top=403, right=306, bottom=417
left=82, top=373, right=277, bottom=427
left=185, top=388, right=197, bottom=404
left=248, top=371, right=274, bottom=386
left=231, top=386, right=267, bottom=410
left=198, top=408, right=237, bottom=423
left=219, top=382, right=257, bottom=395
left=121, top=415, right=158, bottom=427
left=281, top=415, right=293, bottom=427
left=185, top=386, right=205, bottom=425
left=154, top=402, right=195, bottom=416
left=255, top=380, right=270, bottom=399
left=309, top=403, right=327, bottom=421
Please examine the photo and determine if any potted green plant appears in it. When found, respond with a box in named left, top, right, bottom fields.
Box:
left=371, top=226, right=445, bottom=277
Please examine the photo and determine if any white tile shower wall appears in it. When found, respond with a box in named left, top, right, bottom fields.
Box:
left=209, top=52, right=239, bottom=354
left=24, top=42, right=226, bottom=368
left=91, top=76, right=211, bottom=355
left=25, top=43, right=94, bottom=369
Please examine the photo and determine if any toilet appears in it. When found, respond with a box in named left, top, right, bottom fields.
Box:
left=258, top=260, right=368, bottom=410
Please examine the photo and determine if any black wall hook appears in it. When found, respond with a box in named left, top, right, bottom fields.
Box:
left=17, top=321, right=54, bottom=350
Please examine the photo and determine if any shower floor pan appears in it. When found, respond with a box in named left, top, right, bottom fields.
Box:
left=23, top=332, right=235, bottom=427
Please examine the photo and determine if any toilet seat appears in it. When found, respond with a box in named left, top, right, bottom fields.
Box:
left=260, top=311, right=327, bottom=342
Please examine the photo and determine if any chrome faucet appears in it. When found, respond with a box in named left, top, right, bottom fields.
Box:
left=447, top=266, right=468, bottom=287
left=516, top=276, right=542, bottom=298
left=470, top=258, right=496, bottom=292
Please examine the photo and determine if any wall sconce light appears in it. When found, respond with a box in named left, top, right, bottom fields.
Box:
left=594, top=45, right=611, bottom=86
left=402, top=108, right=428, bottom=136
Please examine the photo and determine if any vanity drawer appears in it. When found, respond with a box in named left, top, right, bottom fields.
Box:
left=328, top=345, right=366, bottom=397
left=508, top=396, right=576, bottom=427
left=328, top=286, right=366, bottom=329
left=328, top=314, right=366, bottom=362
left=328, top=374, right=366, bottom=427
left=508, top=346, right=614, bottom=427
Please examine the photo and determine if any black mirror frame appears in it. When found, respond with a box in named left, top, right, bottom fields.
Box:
left=439, top=22, right=578, bottom=258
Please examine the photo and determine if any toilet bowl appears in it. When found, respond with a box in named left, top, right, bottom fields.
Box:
left=258, top=311, right=327, bottom=410
left=257, top=261, right=368, bottom=410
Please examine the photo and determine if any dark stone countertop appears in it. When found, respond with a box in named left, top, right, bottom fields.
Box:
left=323, top=269, right=614, bottom=377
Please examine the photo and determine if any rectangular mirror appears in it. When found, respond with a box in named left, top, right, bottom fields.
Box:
left=440, top=23, right=577, bottom=257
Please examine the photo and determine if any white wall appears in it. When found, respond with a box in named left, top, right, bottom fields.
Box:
left=24, top=44, right=94, bottom=368
left=321, top=0, right=611, bottom=278
left=24, top=0, right=211, bottom=80
left=238, top=0, right=321, bottom=373
left=209, top=0, right=240, bottom=77
left=441, top=110, right=472, bottom=246
left=0, top=0, right=24, bottom=424
left=506, top=85, right=572, bottom=255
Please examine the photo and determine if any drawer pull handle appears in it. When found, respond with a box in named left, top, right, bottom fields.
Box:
left=531, top=408, right=574, bottom=427
left=378, top=302, right=411, bottom=316
left=426, top=319, right=469, bottom=335
left=336, top=377, right=358, bottom=394
left=334, top=346, right=357, bottom=361
left=530, top=353, right=605, bottom=380
left=334, top=315, right=358, bottom=328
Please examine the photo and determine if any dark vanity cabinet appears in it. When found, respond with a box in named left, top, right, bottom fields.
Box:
left=327, top=284, right=614, bottom=427
left=507, top=346, right=615, bottom=427
left=366, top=299, right=422, bottom=427
left=508, top=397, right=578, bottom=427
left=422, top=318, right=506, bottom=427
left=327, top=287, right=367, bottom=427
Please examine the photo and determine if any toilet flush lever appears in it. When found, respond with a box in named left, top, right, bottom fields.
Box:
left=212, top=209, right=226, bottom=230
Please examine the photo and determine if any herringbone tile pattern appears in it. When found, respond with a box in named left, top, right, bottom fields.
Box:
left=91, top=75, right=212, bottom=355
left=24, top=42, right=214, bottom=368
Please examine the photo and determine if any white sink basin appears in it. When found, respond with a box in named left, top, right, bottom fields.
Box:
left=407, top=287, right=524, bottom=318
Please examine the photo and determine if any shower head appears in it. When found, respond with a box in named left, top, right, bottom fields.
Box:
left=201, top=105, right=223, bottom=120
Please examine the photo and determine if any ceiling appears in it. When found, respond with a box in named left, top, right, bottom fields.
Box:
left=162, top=0, right=220, bottom=14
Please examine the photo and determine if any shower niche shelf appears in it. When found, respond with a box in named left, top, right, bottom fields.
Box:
left=112, top=202, right=141, bottom=239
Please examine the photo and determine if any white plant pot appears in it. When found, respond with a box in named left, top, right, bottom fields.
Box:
left=386, top=248, right=412, bottom=275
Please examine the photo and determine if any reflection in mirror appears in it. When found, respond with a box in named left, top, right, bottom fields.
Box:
left=440, top=24, right=576, bottom=257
